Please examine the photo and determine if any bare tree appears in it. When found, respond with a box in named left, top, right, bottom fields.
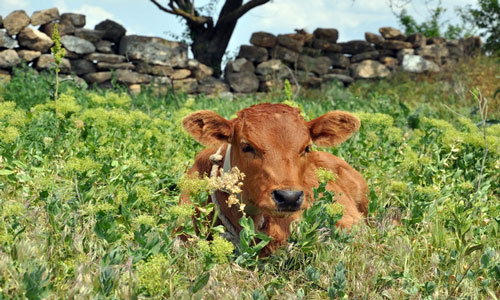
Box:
left=150, top=0, right=270, bottom=77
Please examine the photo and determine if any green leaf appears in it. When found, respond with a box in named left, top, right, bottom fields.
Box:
left=0, top=169, right=14, bottom=176
left=190, top=272, right=210, bottom=294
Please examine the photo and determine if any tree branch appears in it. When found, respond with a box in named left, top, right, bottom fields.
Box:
left=150, top=0, right=213, bottom=25
left=218, top=0, right=270, bottom=24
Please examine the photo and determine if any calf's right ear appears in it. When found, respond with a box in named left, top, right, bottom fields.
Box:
left=182, top=111, right=233, bottom=146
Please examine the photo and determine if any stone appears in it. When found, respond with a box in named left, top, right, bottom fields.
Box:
left=171, top=69, right=191, bottom=80
left=193, top=63, right=213, bottom=80
left=31, top=8, right=60, bottom=26
left=402, top=54, right=440, bottom=73
left=397, top=48, right=414, bottom=61
left=60, top=74, right=87, bottom=88
left=339, top=40, right=374, bottom=54
left=197, top=76, right=230, bottom=94
left=0, top=69, right=11, bottom=82
left=256, top=59, right=289, bottom=78
left=74, top=28, right=105, bottom=43
left=323, top=74, right=354, bottom=85
left=329, top=68, right=350, bottom=76
left=84, top=72, right=112, bottom=84
left=64, top=50, right=80, bottom=59
left=351, top=51, right=380, bottom=63
left=36, top=54, right=71, bottom=73
left=462, top=36, right=482, bottom=56
left=350, top=60, right=390, bottom=79
left=297, top=71, right=322, bottom=88
left=302, top=47, right=322, bottom=57
left=271, top=46, right=299, bottom=64
left=446, top=40, right=464, bottom=60
left=238, top=45, right=268, bottom=63
left=115, top=69, right=152, bottom=84
left=250, top=31, right=277, bottom=48
left=135, top=62, right=174, bottom=76
left=0, top=29, right=18, bottom=49
left=96, top=40, right=114, bottom=53
left=84, top=53, right=126, bottom=64
left=61, top=13, right=86, bottom=28
left=406, top=33, right=426, bottom=48
left=119, top=35, right=188, bottom=67
left=0, top=16, right=3, bottom=28
left=173, top=78, right=198, bottom=94
left=379, top=56, right=398, bottom=69
left=427, top=37, right=446, bottom=46
left=297, top=55, right=332, bottom=75
left=225, top=58, right=255, bottom=73
left=61, top=36, right=96, bottom=54
left=277, top=34, right=303, bottom=53
left=379, top=27, right=406, bottom=40
left=129, top=84, right=142, bottom=96
left=3, top=10, right=30, bottom=35
left=226, top=72, right=259, bottom=93
left=17, top=50, right=41, bottom=62
left=95, top=19, right=126, bottom=44
left=415, top=45, right=449, bottom=64
left=70, top=59, right=96, bottom=75
left=0, top=49, right=20, bottom=68
left=40, top=22, right=74, bottom=37
left=312, top=39, right=342, bottom=52
left=380, top=40, right=413, bottom=50
left=324, top=53, right=350, bottom=69
left=97, top=62, right=134, bottom=70
left=313, top=28, right=339, bottom=43
left=378, top=49, right=398, bottom=57
left=18, top=28, right=54, bottom=52
left=365, top=32, right=384, bottom=44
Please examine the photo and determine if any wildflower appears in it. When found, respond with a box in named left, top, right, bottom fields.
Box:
left=185, top=97, right=195, bottom=108
left=325, top=202, right=344, bottom=218
left=316, top=167, right=336, bottom=184
left=0, top=126, right=19, bottom=143
left=74, top=119, right=84, bottom=129
left=356, top=112, right=394, bottom=127
left=43, top=137, right=53, bottom=146
left=132, top=215, right=156, bottom=227
left=1, top=202, right=25, bottom=218
left=390, top=181, right=408, bottom=194
left=208, top=167, right=246, bottom=212
left=65, top=157, right=102, bottom=173
left=210, top=234, right=235, bottom=263
left=136, top=255, right=174, bottom=296
left=168, top=204, right=195, bottom=219
left=57, top=94, right=82, bottom=116
left=178, top=173, right=211, bottom=196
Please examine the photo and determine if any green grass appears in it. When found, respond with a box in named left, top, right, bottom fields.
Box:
left=0, top=58, right=499, bottom=299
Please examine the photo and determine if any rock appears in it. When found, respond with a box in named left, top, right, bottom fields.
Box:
left=302, top=47, right=322, bottom=57
left=97, top=62, right=134, bottom=70
left=70, top=59, right=96, bottom=75
left=0, top=29, right=19, bottom=49
left=446, top=40, right=464, bottom=60
left=31, top=8, right=60, bottom=26
left=238, top=45, right=268, bottom=63
left=379, top=27, right=406, bottom=40
left=3, top=10, right=30, bottom=35
left=95, top=19, right=126, bottom=44
left=427, top=37, right=446, bottom=46
left=129, top=84, right=142, bottom=96
left=96, top=40, right=114, bottom=53
left=379, top=56, right=398, bottom=69
left=226, top=72, right=259, bottom=93
left=397, top=48, right=414, bottom=61
left=406, top=33, right=426, bottom=48
left=115, top=69, right=152, bottom=84
left=197, top=76, right=230, bottom=94
left=297, top=55, right=332, bottom=75
left=415, top=45, right=449, bottom=64
left=402, top=54, right=440, bottom=73
left=61, top=36, right=96, bottom=54
left=351, top=51, right=379, bottom=63
left=0, top=16, right=3, bottom=28
left=277, top=34, right=303, bottom=53
left=225, top=58, right=255, bottom=73
left=36, top=54, right=71, bottom=73
left=350, top=60, right=390, bottom=79
left=0, top=69, right=11, bottom=82
left=365, top=32, right=384, bottom=44
left=173, top=78, right=198, bottom=94
left=250, top=31, right=277, bottom=48
left=259, top=79, right=284, bottom=92
left=313, top=28, right=339, bottom=43
left=297, top=71, right=322, bottom=88
left=61, top=13, right=86, bottom=28
left=271, top=46, right=299, bottom=64
left=171, top=69, right=191, bottom=80
left=378, top=49, right=398, bottom=57
left=256, top=59, right=289, bottom=78
left=0, top=49, right=20, bottom=68
left=339, top=40, right=375, bottom=54
left=329, top=68, right=350, bottom=76
left=135, top=62, right=174, bottom=76
left=324, top=53, right=350, bottom=69
left=84, top=53, right=126, bottom=64
left=60, top=74, right=87, bottom=88
left=119, top=35, right=188, bottom=67
left=150, top=76, right=173, bottom=94
left=462, top=36, right=482, bottom=56
left=380, top=40, right=413, bottom=50
left=18, top=28, right=53, bottom=52
left=64, top=50, right=80, bottom=59
left=40, top=22, right=74, bottom=37
left=74, top=28, right=105, bottom=43
left=17, top=50, right=41, bottom=62
left=192, top=63, right=213, bottom=80
left=312, top=39, right=342, bottom=52
left=84, top=72, right=112, bottom=84
left=323, top=74, right=354, bottom=85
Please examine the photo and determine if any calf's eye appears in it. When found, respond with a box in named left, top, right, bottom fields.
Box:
left=242, top=144, right=256, bottom=154
left=304, top=145, right=311, bottom=153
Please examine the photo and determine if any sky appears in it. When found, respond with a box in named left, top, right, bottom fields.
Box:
left=1, top=0, right=476, bottom=58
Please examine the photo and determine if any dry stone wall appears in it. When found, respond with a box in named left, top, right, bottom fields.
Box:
left=0, top=7, right=482, bottom=95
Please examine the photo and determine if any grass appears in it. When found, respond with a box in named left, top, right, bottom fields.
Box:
left=0, top=55, right=499, bottom=299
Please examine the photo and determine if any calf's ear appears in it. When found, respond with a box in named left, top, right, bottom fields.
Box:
left=307, top=111, right=360, bottom=147
left=182, top=110, right=233, bottom=146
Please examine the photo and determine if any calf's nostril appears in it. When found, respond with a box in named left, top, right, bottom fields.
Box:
left=271, top=190, right=304, bottom=208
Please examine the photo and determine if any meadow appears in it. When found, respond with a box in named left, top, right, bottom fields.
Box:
left=0, top=56, right=499, bottom=299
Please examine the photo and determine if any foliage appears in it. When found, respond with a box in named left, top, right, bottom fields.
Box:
left=460, top=0, right=500, bottom=55
left=50, top=23, right=66, bottom=102
left=0, top=55, right=499, bottom=298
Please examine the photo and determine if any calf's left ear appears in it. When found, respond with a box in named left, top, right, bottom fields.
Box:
left=307, top=111, right=360, bottom=147
left=182, top=110, right=233, bottom=146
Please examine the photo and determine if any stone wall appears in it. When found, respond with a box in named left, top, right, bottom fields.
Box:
left=0, top=8, right=482, bottom=95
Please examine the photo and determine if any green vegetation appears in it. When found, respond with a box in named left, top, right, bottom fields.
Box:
left=0, top=55, right=499, bottom=299
left=460, top=0, right=500, bottom=55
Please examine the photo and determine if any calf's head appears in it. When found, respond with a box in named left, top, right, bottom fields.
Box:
left=183, top=103, right=360, bottom=218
